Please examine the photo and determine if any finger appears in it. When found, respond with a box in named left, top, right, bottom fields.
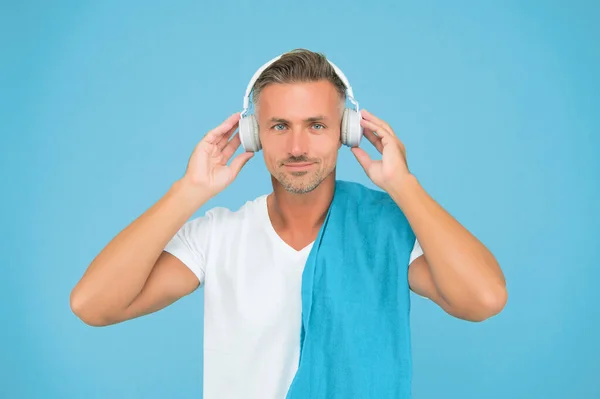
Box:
left=350, top=147, right=373, bottom=173
left=229, top=151, right=254, bottom=177
left=217, top=124, right=238, bottom=151
left=221, top=133, right=242, bottom=162
left=362, top=127, right=383, bottom=153
left=360, top=118, right=393, bottom=139
left=361, top=109, right=395, bottom=137
left=204, top=112, right=241, bottom=144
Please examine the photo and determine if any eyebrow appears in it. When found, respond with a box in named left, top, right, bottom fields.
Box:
left=269, top=115, right=328, bottom=124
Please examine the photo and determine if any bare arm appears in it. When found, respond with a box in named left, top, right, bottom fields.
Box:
left=351, top=109, right=507, bottom=322
left=70, top=181, right=210, bottom=326
left=394, top=176, right=507, bottom=322
left=70, top=112, right=253, bottom=326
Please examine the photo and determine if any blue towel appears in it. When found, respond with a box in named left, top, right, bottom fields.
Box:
left=285, top=180, right=416, bottom=399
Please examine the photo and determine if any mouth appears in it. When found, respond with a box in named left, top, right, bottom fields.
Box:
left=283, top=162, right=315, bottom=171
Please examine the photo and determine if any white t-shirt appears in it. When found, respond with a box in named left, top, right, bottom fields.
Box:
left=164, top=193, right=423, bottom=399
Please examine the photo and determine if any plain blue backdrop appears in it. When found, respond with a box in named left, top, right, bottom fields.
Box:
left=1, top=1, right=599, bottom=398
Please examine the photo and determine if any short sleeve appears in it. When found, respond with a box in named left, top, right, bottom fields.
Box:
left=164, top=215, right=211, bottom=286
left=408, top=239, right=423, bottom=265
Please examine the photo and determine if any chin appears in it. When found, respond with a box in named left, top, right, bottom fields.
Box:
left=275, top=172, right=323, bottom=194
left=284, top=184, right=320, bottom=195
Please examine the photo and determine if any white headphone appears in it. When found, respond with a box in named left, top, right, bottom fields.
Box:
left=239, top=54, right=363, bottom=152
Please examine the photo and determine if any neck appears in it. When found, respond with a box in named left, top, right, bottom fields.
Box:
left=267, top=171, right=336, bottom=234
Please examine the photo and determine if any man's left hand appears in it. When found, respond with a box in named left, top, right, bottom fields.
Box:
left=351, top=109, right=412, bottom=192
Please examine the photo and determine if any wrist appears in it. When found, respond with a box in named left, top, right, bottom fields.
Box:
left=386, top=173, right=421, bottom=208
left=170, top=178, right=213, bottom=210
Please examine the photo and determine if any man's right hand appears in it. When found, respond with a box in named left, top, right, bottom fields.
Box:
left=181, top=112, right=254, bottom=199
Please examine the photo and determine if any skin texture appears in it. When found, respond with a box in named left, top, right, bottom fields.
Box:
left=254, top=81, right=344, bottom=251
left=257, top=80, right=344, bottom=195
left=70, top=78, right=507, bottom=328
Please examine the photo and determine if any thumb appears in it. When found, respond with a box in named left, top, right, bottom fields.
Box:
left=229, top=151, right=254, bottom=177
left=351, top=147, right=372, bottom=174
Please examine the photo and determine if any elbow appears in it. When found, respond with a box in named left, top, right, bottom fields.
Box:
left=447, top=283, right=508, bottom=322
left=69, top=288, right=112, bottom=327
left=487, top=284, right=508, bottom=315
left=467, top=284, right=508, bottom=322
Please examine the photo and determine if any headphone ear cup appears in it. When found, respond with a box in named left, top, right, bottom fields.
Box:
left=341, top=108, right=349, bottom=146
left=341, top=108, right=363, bottom=147
left=239, top=114, right=261, bottom=152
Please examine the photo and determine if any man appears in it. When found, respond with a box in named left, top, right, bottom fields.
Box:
left=70, top=49, right=507, bottom=398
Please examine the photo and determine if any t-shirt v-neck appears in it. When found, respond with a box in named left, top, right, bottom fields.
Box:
left=259, top=194, right=315, bottom=257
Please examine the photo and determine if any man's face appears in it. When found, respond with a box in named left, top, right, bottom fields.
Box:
left=256, top=80, right=343, bottom=194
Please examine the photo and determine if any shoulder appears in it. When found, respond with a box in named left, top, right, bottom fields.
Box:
left=335, top=180, right=397, bottom=207
left=336, top=180, right=411, bottom=227
left=187, top=194, right=268, bottom=232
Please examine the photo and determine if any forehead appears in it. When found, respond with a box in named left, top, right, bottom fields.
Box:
left=256, top=80, right=342, bottom=119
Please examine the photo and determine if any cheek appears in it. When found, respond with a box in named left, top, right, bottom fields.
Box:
left=319, top=131, right=341, bottom=149
left=260, top=133, right=284, bottom=152
left=313, top=130, right=339, bottom=148
left=262, top=151, right=277, bottom=168
left=261, top=146, right=286, bottom=170
left=315, top=142, right=339, bottom=166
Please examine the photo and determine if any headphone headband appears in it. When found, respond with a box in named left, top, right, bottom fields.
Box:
left=242, top=54, right=359, bottom=115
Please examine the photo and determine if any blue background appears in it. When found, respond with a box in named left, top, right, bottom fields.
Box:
left=2, top=1, right=599, bottom=398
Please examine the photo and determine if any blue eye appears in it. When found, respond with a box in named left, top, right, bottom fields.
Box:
left=313, top=123, right=325, bottom=129
left=273, top=124, right=286, bottom=130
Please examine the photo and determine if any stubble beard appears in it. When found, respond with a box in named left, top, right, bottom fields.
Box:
left=274, top=167, right=326, bottom=194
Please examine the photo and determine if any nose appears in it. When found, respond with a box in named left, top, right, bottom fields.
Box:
left=289, top=128, right=309, bottom=157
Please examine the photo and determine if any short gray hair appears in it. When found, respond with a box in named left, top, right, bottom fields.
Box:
left=251, top=48, right=347, bottom=107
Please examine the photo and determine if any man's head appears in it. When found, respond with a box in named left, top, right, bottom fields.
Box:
left=251, top=49, right=347, bottom=194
